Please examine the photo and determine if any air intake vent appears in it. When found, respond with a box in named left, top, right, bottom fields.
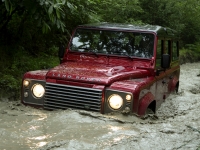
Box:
left=44, top=82, right=103, bottom=112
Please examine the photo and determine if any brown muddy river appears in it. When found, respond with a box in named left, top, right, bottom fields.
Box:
left=0, top=63, right=200, bottom=150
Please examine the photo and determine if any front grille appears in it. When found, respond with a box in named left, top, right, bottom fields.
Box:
left=44, top=82, right=103, bottom=111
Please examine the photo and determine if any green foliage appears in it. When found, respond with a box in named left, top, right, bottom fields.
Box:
left=0, top=46, right=59, bottom=99
left=0, top=0, right=102, bottom=99
left=0, top=74, right=19, bottom=93
left=179, top=44, right=200, bottom=64
left=1, top=0, right=66, bottom=33
left=1, top=0, right=200, bottom=99
left=139, top=0, right=200, bottom=46
left=94, top=0, right=142, bottom=24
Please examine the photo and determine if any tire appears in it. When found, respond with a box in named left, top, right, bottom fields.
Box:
left=145, top=108, right=154, bottom=115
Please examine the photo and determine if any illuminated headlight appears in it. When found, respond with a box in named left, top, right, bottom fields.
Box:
left=108, top=94, right=123, bottom=110
left=32, top=84, right=45, bottom=98
left=23, top=80, right=30, bottom=87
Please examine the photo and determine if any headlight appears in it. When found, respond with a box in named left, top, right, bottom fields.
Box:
left=108, top=94, right=123, bottom=110
left=32, top=84, right=45, bottom=98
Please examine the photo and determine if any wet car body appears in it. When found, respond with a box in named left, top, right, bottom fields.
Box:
left=22, top=23, right=180, bottom=116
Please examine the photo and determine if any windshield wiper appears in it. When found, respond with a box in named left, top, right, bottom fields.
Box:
left=109, top=52, right=134, bottom=59
left=77, top=47, right=91, bottom=51
left=88, top=49, right=98, bottom=57
left=122, top=53, right=134, bottom=60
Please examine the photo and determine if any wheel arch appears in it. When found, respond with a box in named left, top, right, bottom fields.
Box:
left=138, top=92, right=156, bottom=116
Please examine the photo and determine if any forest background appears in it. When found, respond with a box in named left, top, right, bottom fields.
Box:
left=1, top=0, right=200, bottom=99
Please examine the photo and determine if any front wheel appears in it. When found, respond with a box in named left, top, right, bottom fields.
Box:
left=141, top=108, right=158, bottom=120
left=145, top=108, right=154, bottom=115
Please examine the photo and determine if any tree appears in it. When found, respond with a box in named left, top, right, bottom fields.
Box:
left=93, top=0, right=142, bottom=24
left=0, top=0, right=101, bottom=55
left=139, top=0, right=200, bottom=46
left=0, top=0, right=100, bottom=97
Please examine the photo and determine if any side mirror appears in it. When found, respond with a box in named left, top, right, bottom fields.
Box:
left=58, top=45, right=65, bottom=63
left=161, top=54, right=170, bottom=69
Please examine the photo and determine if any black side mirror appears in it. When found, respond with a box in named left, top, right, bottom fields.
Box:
left=58, top=45, right=65, bottom=63
left=161, top=54, right=170, bottom=69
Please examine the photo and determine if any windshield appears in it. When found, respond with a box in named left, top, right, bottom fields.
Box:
left=70, top=29, right=155, bottom=58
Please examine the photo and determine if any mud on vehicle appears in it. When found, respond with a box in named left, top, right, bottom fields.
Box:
left=21, top=23, right=180, bottom=116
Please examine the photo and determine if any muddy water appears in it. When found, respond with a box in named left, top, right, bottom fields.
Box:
left=0, top=63, right=200, bottom=150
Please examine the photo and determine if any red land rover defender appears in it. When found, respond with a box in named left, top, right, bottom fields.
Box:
left=21, top=23, right=180, bottom=116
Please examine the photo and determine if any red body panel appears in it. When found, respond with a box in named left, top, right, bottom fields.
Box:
left=46, top=60, right=152, bottom=85
left=24, top=70, right=48, bottom=80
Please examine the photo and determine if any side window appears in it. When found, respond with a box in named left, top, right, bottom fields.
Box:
left=156, top=40, right=163, bottom=68
left=172, top=41, right=179, bottom=61
left=167, top=40, right=171, bottom=54
left=156, top=40, right=172, bottom=68
left=163, top=41, right=169, bottom=54
left=164, top=40, right=170, bottom=54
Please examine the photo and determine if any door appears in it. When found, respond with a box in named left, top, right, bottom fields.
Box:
left=155, top=39, right=171, bottom=108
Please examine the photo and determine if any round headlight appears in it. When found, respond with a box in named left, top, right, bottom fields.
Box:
left=32, top=84, right=45, bottom=98
left=108, top=94, right=123, bottom=110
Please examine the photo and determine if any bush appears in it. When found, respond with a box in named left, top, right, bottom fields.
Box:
left=179, top=44, right=200, bottom=64
left=0, top=46, right=59, bottom=100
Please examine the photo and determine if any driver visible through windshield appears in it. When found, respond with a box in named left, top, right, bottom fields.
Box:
left=70, top=29, right=155, bottom=59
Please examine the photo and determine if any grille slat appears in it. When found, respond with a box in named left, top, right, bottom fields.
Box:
left=45, top=96, right=101, bottom=105
left=46, top=90, right=101, bottom=99
left=46, top=83, right=101, bottom=92
left=46, top=87, right=101, bottom=96
left=44, top=82, right=103, bottom=112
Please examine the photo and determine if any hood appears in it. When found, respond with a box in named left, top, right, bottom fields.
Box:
left=46, top=62, right=150, bottom=85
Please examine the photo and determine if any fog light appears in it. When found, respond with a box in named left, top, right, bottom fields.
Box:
left=124, top=107, right=130, bottom=112
left=24, top=92, right=28, bottom=97
left=122, top=107, right=130, bottom=114
left=23, top=80, right=30, bottom=87
left=108, top=94, right=123, bottom=110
